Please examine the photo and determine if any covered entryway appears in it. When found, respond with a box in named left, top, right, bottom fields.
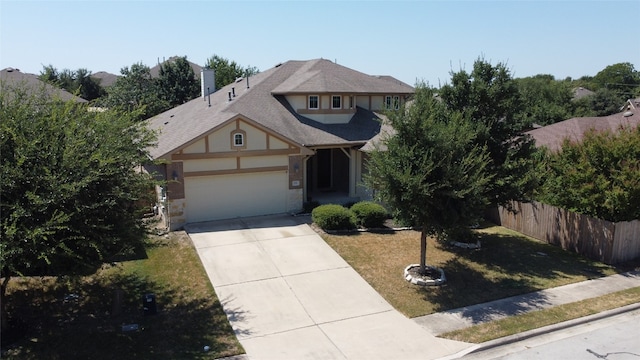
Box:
left=184, top=171, right=288, bottom=223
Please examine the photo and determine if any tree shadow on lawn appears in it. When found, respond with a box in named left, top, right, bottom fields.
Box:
left=2, top=270, right=240, bottom=360
left=416, top=230, right=615, bottom=315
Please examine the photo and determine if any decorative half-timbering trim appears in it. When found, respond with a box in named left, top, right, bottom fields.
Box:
left=184, top=166, right=288, bottom=177
left=171, top=148, right=301, bottom=160
left=297, top=108, right=356, bottom=115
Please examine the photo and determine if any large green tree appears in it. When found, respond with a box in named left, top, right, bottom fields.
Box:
left=157, top=56, right=199, bottom=106
left=39, top=65, right=105, bottom=101
left=100, top=63, right=169, bottom=121
left=537, top=125, right=640, bottom=222
left=515, top=74, right=573, bottom=126
left=204, top=55, right=259, bottom=90
left=591, top=62, right=640, bottom=98
left=0, top=85, right=158, bottom=330
left=366, top=84, right=493, bottom=274
left=438, top=58, right=539, bottom=208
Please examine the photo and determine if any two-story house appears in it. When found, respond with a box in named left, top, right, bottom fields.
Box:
left=147, top=59, right=414, bottom=230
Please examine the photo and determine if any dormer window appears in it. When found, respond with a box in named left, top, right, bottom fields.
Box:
left=230, top=129, right=247, bottom=150
left=309, top=95, right=319, bottom=109
left=332, top=95, right=342, bottom=109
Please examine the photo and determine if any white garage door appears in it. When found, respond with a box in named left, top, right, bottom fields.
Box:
left=184, top=171, right=288, bottom=223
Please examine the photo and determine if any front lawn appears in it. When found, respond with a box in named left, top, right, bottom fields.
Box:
left=1, top=231, right=243, bottom=360
left=322, top=224, right=622, bottom=318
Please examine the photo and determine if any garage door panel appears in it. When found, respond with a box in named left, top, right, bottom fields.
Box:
left=185, top=172, right=287, bottom=223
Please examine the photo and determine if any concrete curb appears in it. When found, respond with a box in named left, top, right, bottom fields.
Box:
left=440, top=302, right=640, bottom=359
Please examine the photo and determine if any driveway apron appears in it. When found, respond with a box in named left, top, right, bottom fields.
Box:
left=186, top=214, right=470, bottom=360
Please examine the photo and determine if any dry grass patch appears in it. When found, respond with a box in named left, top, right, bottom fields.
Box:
left=322, top=224, right=620, bottom=318
left=441, top=286, right=640, bottom=343
left=2, top=231, right=243, bottom=360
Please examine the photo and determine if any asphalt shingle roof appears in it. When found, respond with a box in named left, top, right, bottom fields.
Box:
left=0, top=68, right=88, bottom=103
left=147, top=59, right=414, bottom=159
left=526, top=110, right=640, bottom=152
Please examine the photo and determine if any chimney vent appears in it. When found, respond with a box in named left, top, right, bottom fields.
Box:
left=201, top=69, right=215, bottom=99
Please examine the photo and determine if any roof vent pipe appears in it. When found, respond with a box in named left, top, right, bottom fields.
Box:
left=228, top=92, right=232, bottom=101
left=246, top=76, right=250, bottom=89
left=207, top=87, right=211, bottom=107
left=232, top=87, right=236, bottom=97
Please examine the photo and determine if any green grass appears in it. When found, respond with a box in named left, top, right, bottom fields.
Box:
left=322, top=223, right=629, bottom=318
left=1, top=231, right=243, bottom=360
left=440, top=286, right=640, bottom=343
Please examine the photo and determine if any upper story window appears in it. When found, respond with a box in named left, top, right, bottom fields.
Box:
left=230, top=128, right=247, bottom=150
left=393, top=96, right=400, bottom=110
left=233, top=133, right=244, bottom=146
left=332, top=95, right=342, bottom=109
left=309, top=95, right=319, bottom=109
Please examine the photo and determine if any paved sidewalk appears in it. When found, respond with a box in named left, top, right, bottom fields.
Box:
left=415, top=270, right=640, bottom=336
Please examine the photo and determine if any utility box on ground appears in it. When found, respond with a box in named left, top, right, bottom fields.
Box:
left=143, top=293, right=157, bottom=315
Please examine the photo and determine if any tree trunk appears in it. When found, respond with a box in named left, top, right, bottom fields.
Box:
left=419, top=228, right=427, bottom=275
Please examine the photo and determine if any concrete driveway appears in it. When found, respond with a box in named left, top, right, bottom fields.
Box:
left=186, top=214, right=470, bottom=360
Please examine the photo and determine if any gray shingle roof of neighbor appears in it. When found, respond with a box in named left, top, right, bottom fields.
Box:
left=572, top=86, right=595, bottom=100
left=0, top=67, right=88, bottom=103
left=525, top=110, right=640, bottom=152
left=91, top=71, right=119, bottom=87
left=147, top=59, right=414, bottom=159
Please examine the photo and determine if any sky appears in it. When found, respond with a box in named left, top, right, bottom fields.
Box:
left=1, top=0, right=639, bottom=87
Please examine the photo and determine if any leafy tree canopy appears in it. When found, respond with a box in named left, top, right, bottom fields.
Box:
left=100, top=63, right=169, bottom=121
left=157, top=56, right=199, bottom=106
left=537, top=125, right=640, bottom=222
left=591, top=62, right=640, bottom=98
left=39, top=65, right=105, bottom=101
left=1, top=84, right=158, bottom=288
left=515, top=75, right=573, bottom=126
left=438, top=58, right=540, bottom=207
left=366, top=83, right=493, bottom=273
left=204, top=54, right=259, bottom=90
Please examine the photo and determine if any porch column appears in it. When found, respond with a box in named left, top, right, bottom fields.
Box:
left=349, top=148, right=357, bottom=198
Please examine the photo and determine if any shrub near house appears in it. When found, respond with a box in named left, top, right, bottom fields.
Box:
left=312, top=205, right=356, bottom=231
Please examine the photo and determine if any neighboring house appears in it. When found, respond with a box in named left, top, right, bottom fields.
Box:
left=147, top=58, right=414, bottom=229
left=91, top=71, right=119, bottom=87
left=525, top=108, right=640, bottom=152
left=0, top=67, right=88, bottom=103
left=572, top=86, right=594, bottom=100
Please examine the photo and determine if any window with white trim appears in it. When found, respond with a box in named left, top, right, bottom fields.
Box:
left=385, top=95, right=392, bottom=109
left=332, top=95, right=341, bottom=109
left=393, top=96, right=400, bottom=110
left=309, top=95, right=319, bottom=109
left=233, top=133, right=244, bottom=147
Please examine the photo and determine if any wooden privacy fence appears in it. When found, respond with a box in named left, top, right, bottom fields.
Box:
left=486, top=201, right=640, bottom=264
